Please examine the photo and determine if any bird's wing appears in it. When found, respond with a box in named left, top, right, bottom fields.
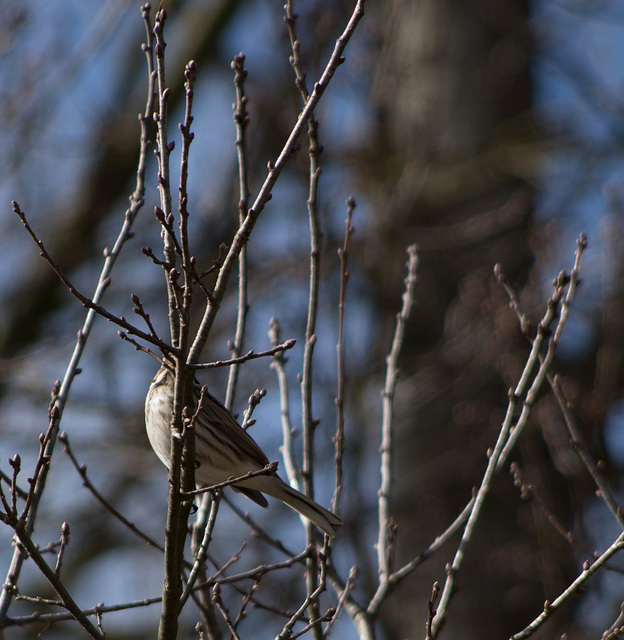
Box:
left=195, top=385, right=272, bottom=468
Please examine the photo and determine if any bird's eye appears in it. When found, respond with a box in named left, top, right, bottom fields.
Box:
left=195, top=460, right=201, bottom=469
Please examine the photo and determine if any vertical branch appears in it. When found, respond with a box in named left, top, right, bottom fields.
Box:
left=177, top=58, right=197, bottom=341
left=178, top=60, right=219, bottom=633
left=181, top=491, right=222, bottom=609
left=377, top=246, right=418, bottom=593
left=270, top=318, right=300, bottom=489
left=0, top=2, right=157, bottom=628
left=333, top=198, right=355, bottom=514
left=188, top=488, right=222, bottom=640
left=189, top=53, right=252, bottom=636
left=301, top=167, right=322, bottom=491
left=225, top=53, right=251, bottom=410
left=155, top=16, right=197, bottom=640
left=153, top=7, right=179, bottom=349
left=177, top=58, right=198, bottom=502
left=284, top=0, right=321, bottom=500
left=187, top=0, right=366, bottom=366
left=159, top=361, right=195, bottom=640
left=285, top=3, right=325, bottom=637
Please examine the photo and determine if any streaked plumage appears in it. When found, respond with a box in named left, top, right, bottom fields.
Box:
left=145, top=364, right=342, bottom=537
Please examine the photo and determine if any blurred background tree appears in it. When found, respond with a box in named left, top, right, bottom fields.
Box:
left=1, top=1, right=623, bottom=639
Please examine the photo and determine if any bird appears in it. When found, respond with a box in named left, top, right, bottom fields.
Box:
left=145, top=363, right=343, bottom=537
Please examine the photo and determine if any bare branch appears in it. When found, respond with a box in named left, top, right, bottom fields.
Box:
left=11, top=521, right=105, bottom=639
left=60, top=432, right=166, bottom=554
left=152, top=10, right=199, bottom=637
left=0, top=468, right=27, bottom=502
left=374, top=245, right=419, bottom=599
left=181, top=462, right=279, bottom=497
left=208, top=547, right=311, bottom=587
left=188, top=0, right=366, bottom=364
left=212, top=584, right=241, bottom=640
left=333, top=198, right=355, bottom=515
left=270, top=318, right=300, bottom=490
left=192, top=339, right=296, bottom=370
left=152, top=6, right=178, bottom=349
left=240, top=388, right=267, bottom=432
left=510, top=530, right=624, bottom=640
left=54, top=522, right=71, bottom=578
left=4, top=596, right=163, bottom=627
left=496, top=234, right=587, bottom=465
left=13, top=202, right=178, bottom=355
left=222, top=495, right=299, bottom=558
left=180, top=491, right=221, bottom=608
left=425, top=583, right=440, bottom=640
left=283, top=6, right=333, bottom=634
left=431, top=238, right=586, bottom=638
left=324, top=566, right=357, bottom=638
left=225, top=52, right=252, bottom=411
left=497, top=248, right=624, bottom=530
left=276, top=548, right=330, bottom=640
left=550, top=374, right=624, bottom=528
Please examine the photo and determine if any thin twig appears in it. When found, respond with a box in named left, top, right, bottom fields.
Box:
left=222, top=494, right=299, bottom=558
left=550, top=374, right=624, bottom=528
left=180, top=491, right=221, bottom=608
left=374, top=245, right=418, bottom=604
left=118, top=331, right=165, bottom=364
left=425, top=582, right=440, bottom=640
left=192, top=340, right=296, bottom=370
left=3, top=587, right=62, bottom=608
left=188, top=0, right=366, bottom=364
left=176, top=57, right=197, bottom=339
left=60, top=432, right=165, bottom=553
left=323, top=566, right=357, bottom=638
left=181, top=463, right=278, bottom=497
left=275, top=549, right=329, bottom=640
left=510, top=462, right=624, bottom=571
left=131, top=292, right=162, bottom=340
left=152, top=6, right=178, bottom=349
left=327, top=564, right=375, bottom=640
left=13, top=202, right=177, bottom=355
left=4, top=595, right=163, bottom=627
left=225, top=52, right=252, bottom=411
left=510, top=530, right=624, bottom=640
left=0, top=469, right=27, bottom=501
left=290, top=608, right=336, bottom=640
left=333, top=198, right=355, bottom=515
left=270, top=319, right=300, bottom=490
left=496, top=234, right=587, bottom=465
left=497, top=265, right=624, bottom=529
left=212, top=584, right=241, bottom=640
left=54, top=522, right=70, bottom=578
left=370, top=494, right=475, bottom=611
left=7, top=455, right=21, bottom=518
left=11, top=520, right=105, bottom=639
left=207, top=547, right=312, bottom=587
left=240, top=388, right=267, bottom=431
left=285, top=5, right=327, bottom=635
left=602, top=603, right=624, bottom=640
left=21, top=398, right=60, bottom=526
left=431, top=237, right=586, bottom=638
left=232, top=577, right=261, bottom=631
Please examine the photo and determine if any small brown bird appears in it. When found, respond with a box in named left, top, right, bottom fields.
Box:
left=145, top=364, right=342, bottom=537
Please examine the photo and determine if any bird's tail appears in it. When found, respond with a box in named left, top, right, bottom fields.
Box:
left=247, top=476, right=343, bottom=537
